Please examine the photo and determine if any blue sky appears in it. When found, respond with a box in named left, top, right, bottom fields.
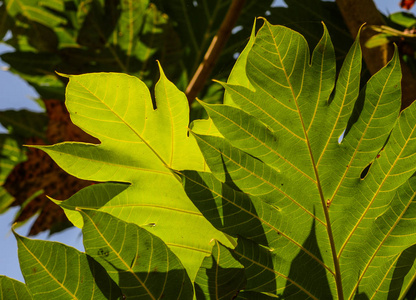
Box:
left=0, top=0, right=411, bottom=283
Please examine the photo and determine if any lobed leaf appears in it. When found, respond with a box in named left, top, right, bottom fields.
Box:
left=183, top=18, right=415, bottom=299
left=40, top=65, right=233, bottom=280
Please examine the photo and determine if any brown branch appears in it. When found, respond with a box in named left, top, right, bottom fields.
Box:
left=185, top=0, right=246, bottom=104
left=336, top=0, right=416, bottom=109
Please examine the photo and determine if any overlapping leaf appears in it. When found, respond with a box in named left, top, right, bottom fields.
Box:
left=14, top=231, right=121, bottom=299
left=81, top=209, right=193, bottom=299
left=182, top=19, right=416, bottom=299
left=38, top=65, right=233, bottom=280
left=0, top=276, right=32, bottom=299
left=194, top=240, right=245, bottom=299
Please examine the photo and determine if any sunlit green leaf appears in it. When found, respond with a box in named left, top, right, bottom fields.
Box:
left=183, top=19, right=415, bottom=299
left=41, top=65, right=233, bottom=281
left=390, top=12, right=416, bottom=28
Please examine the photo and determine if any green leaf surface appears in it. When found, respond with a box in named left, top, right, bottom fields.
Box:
left=0, top=276, right=32, bottom=300
left=14, top=231, right=122, bottom=299
left=81, top=209, right=193, bottom=299
left=0, top=110, right=47, bottom=140
left=0, top=187, right=15, bottom=213
left=0, top=134, right=26, bottom=184
left=0, top=134, right=26, bottom=212
left=183, top=19, right=416, bottom=299
left=194, top=240, right=245, bottom=299
left=41, top=66, right=233, bottom=280
left=4, top=0, right=67, bottom=27
left=390, top=12, right=416, bottom=28
left=235, top=291, right=279, bottom=299
left=269, top=0, right=353, bottom=69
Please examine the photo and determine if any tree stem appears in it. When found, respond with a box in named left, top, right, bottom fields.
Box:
left=185, top=0, right=246, bottom=104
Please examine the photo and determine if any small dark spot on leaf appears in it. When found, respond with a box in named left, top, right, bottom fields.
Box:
left=97, top=248, right=109, bottom=257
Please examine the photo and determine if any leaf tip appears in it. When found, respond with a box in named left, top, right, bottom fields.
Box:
left=357, top=23, right=366, bottom=39
left=55, top=71, right=69, bottom=78
left=156, top=60, right=166, bottom=78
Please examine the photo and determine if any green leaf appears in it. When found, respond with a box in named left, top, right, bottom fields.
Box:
left=40, top=65, right=233, bottom=280
left=365, top=33, right=391, bottom=48
left=390, top=12, right=416, bottom=28
left=4, top=0, right=67, bottom=27
left=0, top=134, right=26, bottom=212
left=235, top=291, right=279, bottom=299
left=183, top=19, right=414, bottom=299
left=14, top=231, right=122, bottom=299
left=0, top=110, right=47, bottom=140
left=0, top=5, right=12, bottom=40
left=80, top=209, right=193, bottom=299
left=0, top=187, right=15, bottom=213
left=194, top=240, right=245, bottom=299
left=1, top=52, right=61, bottom=77
left=0, top=134, right=26, bottom=184
left=0, top=276, right=32, bottom=300
left=268, top=0, right=353, bottom=69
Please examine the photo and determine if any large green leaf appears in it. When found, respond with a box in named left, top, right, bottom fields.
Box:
left=182, top=19, right=416, bottom=299
left=81, top=209, right=193, bottom=299
left=38, top=65, right=233, bottom=280
left=14, top=231, right=121, bottom=299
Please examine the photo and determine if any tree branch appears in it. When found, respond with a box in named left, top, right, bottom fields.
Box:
left=185, top=0, right=246, bottom=104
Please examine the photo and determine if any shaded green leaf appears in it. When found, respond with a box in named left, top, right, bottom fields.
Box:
left=0, top=110, right=47, bottom=140
left=0, top=276, right=32, bottom=300
left=14, top=231, right=122, bottom=299
left=0, top=134, right=26, bottom=184
left=194, top=240, right=245, bottom=299
left=81, top=209, right=193, bottom=299
left=4, top=0, right=67, bottom=27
